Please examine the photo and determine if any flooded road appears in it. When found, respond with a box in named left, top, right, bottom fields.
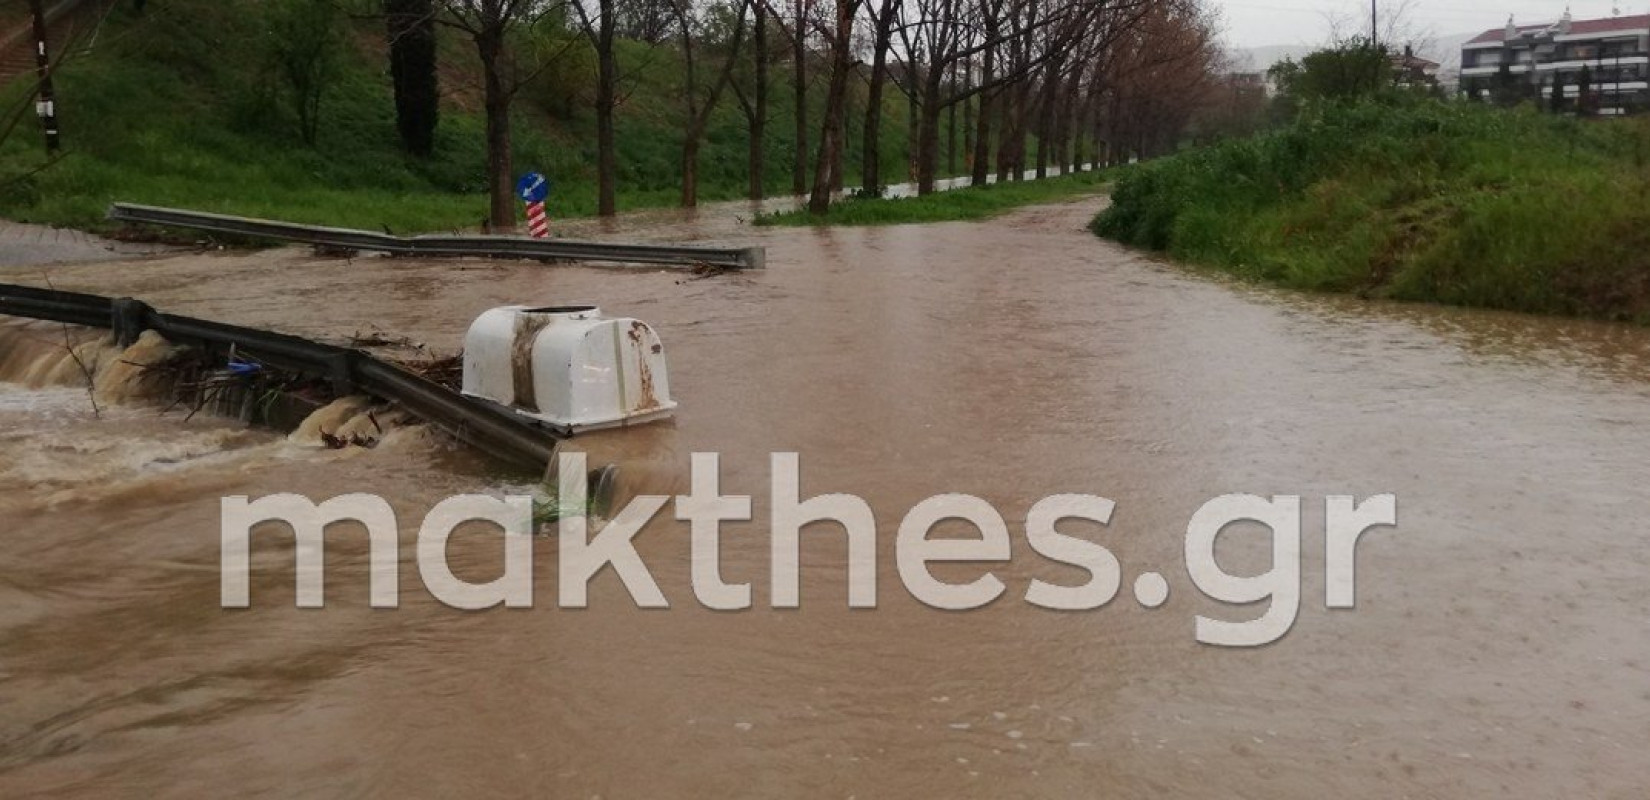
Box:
left=2, top=196, right=1649, bottom=797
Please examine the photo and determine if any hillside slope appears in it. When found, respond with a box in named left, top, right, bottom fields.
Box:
left=1094, top=100, right=1650, bottom=321
left=0, top=0, right=930, bottom=232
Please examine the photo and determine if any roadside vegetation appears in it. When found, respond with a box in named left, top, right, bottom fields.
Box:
left=756, top=168, right=1106, bottom=226
left=0, top=0, right=1230, bottom=234
left=1094, top=40, right=1650, bottom=322
left=0, top=0, right=920, bottom=232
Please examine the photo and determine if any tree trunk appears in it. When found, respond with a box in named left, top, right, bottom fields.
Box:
left=386, top=0, right=438, bottom=157
left=1055, top=86, right=1077, bottom=172
left=915, top=68, right=943, bottom=194
left=859, top=0, right=896, bottom=195
left=749, top=2, right=768, bottom=199
left=1081, top=67, right=1105, bottom=171
left=830, top=98, right=845, bottom=191
left=860, top=52, right=887, bottom=193
left=680, top=17, right=701, bottom=208
left=915, top=96, right=943, bottom=194
left=478, top=31, right=514, bottom=231
left=677, top=0, right=747, bottom=208
left=906, top=67, right=919, bottom=181
left=995, top=45, right=1020, bottom=181
left=861, top=66, right=885, bottom=194
left=595, top=0, right=618, bottom=216
left=962, top=55, right=974, bottom=175
left=1070, top=92, right=1089, bottom=172
left=1035, top=62, right=1059, bottom=179
left=682, top=139, right=700, bottom=206
left=806, top=0, right=854, bottom=214
left=791, top=0, right=808, bottom=195
left=1010, top=92, right=1032, bottom=180
left=994, top=20, right=1016, bottom=181
left=947, top=67, right=958, bottom=176
left=995, top=92, right=1015, bottom=182
left=971, top=46, right=994, bottom=187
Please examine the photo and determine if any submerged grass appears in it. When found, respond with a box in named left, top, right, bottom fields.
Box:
left=1093, top=100, right=1650, bottom=322
left=754, top=170, right=1108, bottom=227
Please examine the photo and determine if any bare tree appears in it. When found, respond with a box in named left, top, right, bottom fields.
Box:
left=615, top=0, right=677, bottom=41
left=572, top=0, right=622, bottom=216
left=858, top=0, right=900, bottom=194
left=731, top=0, right=777, bottom=199
left=263, top=0, right=345, bottom=146
left=547, top=0, right=1220, bottom=216
left=670, top=0, right=751, bottom=206
left=969, top=6, right=1000, bottom=187
left=437, top=0, right=560, bottom=230
left=789, top=0, right=815, bottom=195
left=805, top=0, right=862, bottom=213
left=387, top=0, right=441, bottom=156
left=1091, top=0, right=1220, bottom=162
left=898, top=0, right=1101, bottom=194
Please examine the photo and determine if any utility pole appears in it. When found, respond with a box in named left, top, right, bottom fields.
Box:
left=28, top=0, right=60, bottom=154
left=1370, top=0, right=1381, bottom=91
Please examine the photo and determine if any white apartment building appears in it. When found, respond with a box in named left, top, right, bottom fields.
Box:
left=1460, top=11, right=1650, bottom=114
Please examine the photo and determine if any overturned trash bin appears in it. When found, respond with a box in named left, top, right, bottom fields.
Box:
left=462, top=305, right=677, bottom=436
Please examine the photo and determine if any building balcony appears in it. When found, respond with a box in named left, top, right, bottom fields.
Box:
left=1540, top=81, right=1650, bottom=96
left=1537, top=55, right=1650, bottom=70
left=1461, top=64, right=1532, bottom=76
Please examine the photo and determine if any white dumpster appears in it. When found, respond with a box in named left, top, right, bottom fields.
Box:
left=461, top=305, right=677, bottom=435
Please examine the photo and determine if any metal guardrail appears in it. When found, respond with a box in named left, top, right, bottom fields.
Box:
left=0, top=283, right=111, bottom=328
left=107, top=203, right=766, bottom=270
left=0, top=283, right=561, bottom=471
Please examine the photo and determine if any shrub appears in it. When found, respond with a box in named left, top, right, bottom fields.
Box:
left=1093, top=100, right=1650, bottom=320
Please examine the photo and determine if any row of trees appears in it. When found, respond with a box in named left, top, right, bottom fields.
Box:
left=371, top=0, right=1222, bottom=227
left=1546, top=66, right=1600, bottom=116
left=1476, top=62, right=1610, bottom=116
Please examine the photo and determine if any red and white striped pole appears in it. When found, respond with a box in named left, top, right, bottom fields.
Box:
left=525, top=200, right=549, bottom=238
left=517, top=172, right=552, bottom=238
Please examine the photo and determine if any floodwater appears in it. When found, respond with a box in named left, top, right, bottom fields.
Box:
left=2, top=196, right=1650, bottom=797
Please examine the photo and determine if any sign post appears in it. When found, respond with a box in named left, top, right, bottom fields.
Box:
left=516, top=173, right=552, bottom=238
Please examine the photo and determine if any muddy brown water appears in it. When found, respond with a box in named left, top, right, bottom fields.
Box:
left=2, top=197, right=1649, bottom=797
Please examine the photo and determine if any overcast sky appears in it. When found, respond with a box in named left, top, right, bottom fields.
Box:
left=1215, top=0, right=1643, bottom=49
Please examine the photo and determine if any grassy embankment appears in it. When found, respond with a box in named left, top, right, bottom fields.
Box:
left=1094, top=100, right=1650, bottom=321
left=755, top=169, right=1108, bottom=226
left=0, top=0, right=951, bottom=233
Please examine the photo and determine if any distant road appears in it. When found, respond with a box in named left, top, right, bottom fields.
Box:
left=0, top=220, right=164, bottom=268
left=0, top=0, right=110, bottom=83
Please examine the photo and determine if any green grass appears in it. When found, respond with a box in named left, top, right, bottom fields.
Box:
left=1093, top=99, right=1650, bottom=322
left=754, top=169, right=1108, bottom=226
left=0, top=0, right=982, bottom=233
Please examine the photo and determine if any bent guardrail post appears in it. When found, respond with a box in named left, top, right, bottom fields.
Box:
left=107, top=203, right=766, bottom=269
left=111, top=297, right=152, bottom=348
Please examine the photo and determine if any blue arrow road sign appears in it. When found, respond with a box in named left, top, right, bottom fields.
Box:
left=517, top=172, right=550, bottom=204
